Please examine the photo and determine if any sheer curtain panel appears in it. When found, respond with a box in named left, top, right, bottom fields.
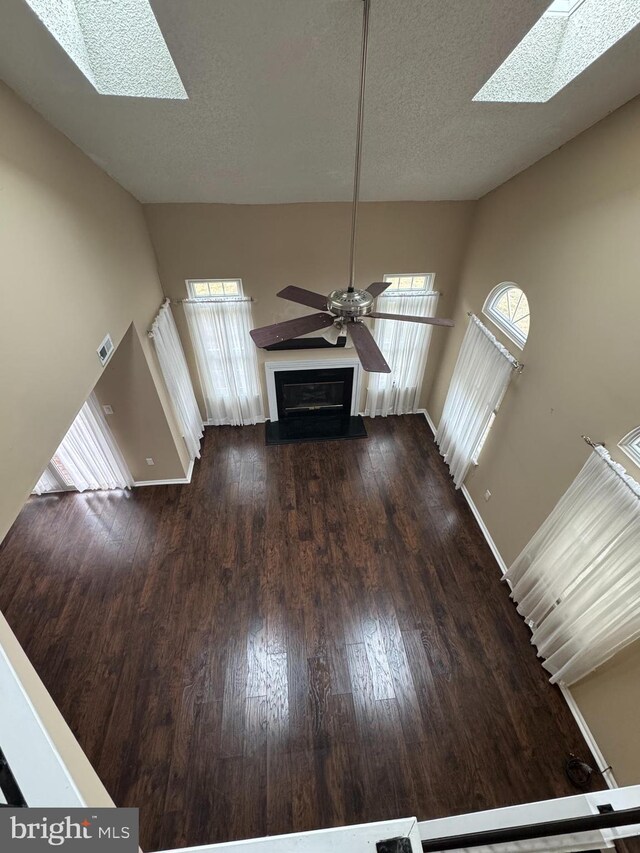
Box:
left=33, top=467, right=63, bottom=495
left=364, top=291, right=439, bottom=417
left=435, top=315, right=515, bottom=488
left=505, top=447, right=640, bottom=686
left=151, top=300, right=204, bottom=460
left=185, top=299, right=264, bottom=426
left=53, top=393, right=133, bottom=491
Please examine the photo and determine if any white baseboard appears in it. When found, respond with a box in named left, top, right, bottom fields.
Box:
left=134, top=458, right=195, bottom=487
left=417, top=408, right=509, bottom=576
left=417, top=408, right=437, bottom=436
left=460, top=485, right=509, bottom=577
left=203, top=418, right=266, bottom=427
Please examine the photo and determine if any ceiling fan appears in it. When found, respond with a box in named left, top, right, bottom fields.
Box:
left=249, top=0, right=454, bottom=373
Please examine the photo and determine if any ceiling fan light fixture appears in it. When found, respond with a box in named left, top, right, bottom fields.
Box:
left=322, top=320, right=345, bottom=346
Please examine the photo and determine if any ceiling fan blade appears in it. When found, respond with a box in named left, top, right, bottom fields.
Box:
left=250, top=312, right=334, bottom=348
left=369, top=312, right=455, bottom=327
left=347, top=321, right=391, bottom=373
left=367, top=281, right=391, bottom=298
left=277, top=285, right=329, bottom=312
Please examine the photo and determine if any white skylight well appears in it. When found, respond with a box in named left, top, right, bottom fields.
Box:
left=474, top=0, right=640, bottom=103
left=544, top=0, right=587, bottom=17
left=23, top=0, right=187, bottom=99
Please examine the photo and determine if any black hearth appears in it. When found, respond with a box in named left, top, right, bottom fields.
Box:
left=265, top=366, right=367, bottom=445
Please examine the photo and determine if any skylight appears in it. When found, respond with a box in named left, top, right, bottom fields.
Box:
left=23, top=0, right=187, bottom=99
left=544, top=0, right=586, bottom=17
left=474, top=0, right=640, bottom=103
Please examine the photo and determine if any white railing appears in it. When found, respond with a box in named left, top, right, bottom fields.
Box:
left=155, top=818, right=422, bottom=853
left=153, top=789, right=640, bottom=853
left=418, top=786, right=640, bottom=853
left=0, top=613, right=113, bottom=808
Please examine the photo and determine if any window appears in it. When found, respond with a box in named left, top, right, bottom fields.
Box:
left=544, top=0, right=586, bottom=16
left=364, top=286, right=439, bottom=418
left=619, top=426, right=640, bottom=470
left=483, top=283, right=530, bottom=349
left=32, top=466, right=68, bottom=495
left=435, top=315, right=517, bottom=487
left=50, top=455, right=74, bottom=488
left=506, top=446, right=640, bottom=686
left=383, top=273, right=434, bottom=294
left=184, top=296, right=264, bottom=426
left=32, top=394, right=132, bottom=494
left=187, top=279, right=243, bottom=298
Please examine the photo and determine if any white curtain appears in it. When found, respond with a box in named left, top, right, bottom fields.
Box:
left=505, top=447, right=640, bottom=686
left=185, top=299, right=264, bottom=426
left=435, top=315, right=515, bottom=488
left=32, top=466, right=64, bottom=495
left=364, top=291, right=439, bottom=417
left=52, top=393, right=133, bottom=492
left=151, top=300, right=204, bottom=460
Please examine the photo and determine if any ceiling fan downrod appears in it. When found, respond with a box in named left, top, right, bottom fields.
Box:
left=347, top=0, right=371, bottom=294
left=248, top=0, right=455, bottom=373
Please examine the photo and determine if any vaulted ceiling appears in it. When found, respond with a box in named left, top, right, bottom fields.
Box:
left=1, top=0, right=640, bottom=203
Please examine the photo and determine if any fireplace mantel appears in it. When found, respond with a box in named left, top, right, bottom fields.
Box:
left=264, top=358, right=363, bottom=422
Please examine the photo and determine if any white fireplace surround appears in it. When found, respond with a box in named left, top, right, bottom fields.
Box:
left=264, top=358, right=363, bottom=422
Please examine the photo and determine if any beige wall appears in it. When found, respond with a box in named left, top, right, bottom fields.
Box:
left=143, top=201, right=475, bottom=414
left=0, top=81, right=188, bottom=544
left=426, top=95, right=640, bottom=784
left=571, top=639, right=640, bottom=786
left=94, top=324, right=187, bottom=482
left=0, top=80, right=188, bottom=803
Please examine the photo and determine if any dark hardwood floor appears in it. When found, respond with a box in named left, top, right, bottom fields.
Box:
left=0, top=416, right=603, bottom=851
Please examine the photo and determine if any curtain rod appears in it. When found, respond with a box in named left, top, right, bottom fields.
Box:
left=582, top=435, right=604, bottom=449
left=467, top=312, right=524, bottom=372
left=148, top=295, right=254, bottom=336
left=582, top=436, right=640, bottom=500
left=382, top=289, right=441, bottom=297
left=180, top=296, right=253, bottom=304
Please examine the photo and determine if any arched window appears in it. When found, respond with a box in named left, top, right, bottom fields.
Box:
left=619, top=426, right=640, bottom=470
left=482, top=283, right=530, bottom=349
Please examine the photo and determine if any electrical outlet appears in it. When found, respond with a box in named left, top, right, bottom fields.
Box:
left=145, top=458, right=155, bottom=466
left=102, top=405, right=114, bottom=415
left=484, top=489, right=491, bottom=502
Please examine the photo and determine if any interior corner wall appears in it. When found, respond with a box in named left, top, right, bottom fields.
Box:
left=0, top=80, right=187, bottom=802
left=425, top=95, right=640, bottom=785
left=142, top=201, right=476, bottom=415
left=0, top=79, right=188, bottom=543
left=93, top=324, right=187, bottom=482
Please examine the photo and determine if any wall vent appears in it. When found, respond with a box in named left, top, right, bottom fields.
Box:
left=97, top=334, right=114, bottom=366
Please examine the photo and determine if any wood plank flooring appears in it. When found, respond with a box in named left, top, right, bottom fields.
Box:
left=0, top=416, right=603, bottom=851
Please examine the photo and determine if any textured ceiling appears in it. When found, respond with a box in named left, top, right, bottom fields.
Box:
left=1, top=0, right=640, bottom=202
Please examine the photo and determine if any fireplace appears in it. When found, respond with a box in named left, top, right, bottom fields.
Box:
left=277, top=367, right=353, bottom=418
left=264, top=361, right=367, bottom=445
